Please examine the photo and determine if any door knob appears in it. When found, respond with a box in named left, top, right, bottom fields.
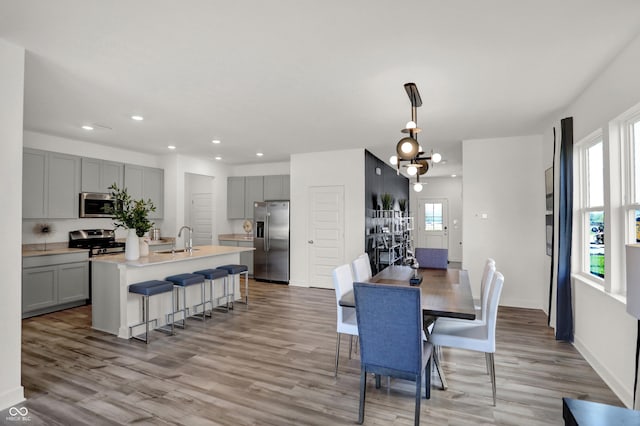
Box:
left=308, top=240, right=314, bottom=244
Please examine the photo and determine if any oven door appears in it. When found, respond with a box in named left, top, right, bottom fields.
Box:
left=79, top=193, right=116, bottom=218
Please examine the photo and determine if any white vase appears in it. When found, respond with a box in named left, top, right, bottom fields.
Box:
left=125, top=229, right=140, bottom=260
left=139, top=237, right=149, bottom=257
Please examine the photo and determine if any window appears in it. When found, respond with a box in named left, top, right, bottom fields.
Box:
left=624, top=114, right=640, bottom=246
left=575, top=132, right=605, bottom=280
left=423, top=202, right=443, bottom=231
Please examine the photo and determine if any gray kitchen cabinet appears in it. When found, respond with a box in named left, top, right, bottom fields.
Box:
left=22, top=149, right=80, bottom=219
left=22, top=251, right=89, bottom=318
left=227, top=177, right=246, bottom=219
left=219, top=240, right=254, bottom=276
left=124, top=164, right=164, bottom=219
left=81, top=158, right=124, bottom=193
left=245, top=176, right=264, bottom=219
left=263, top=174, right=290, bottom=200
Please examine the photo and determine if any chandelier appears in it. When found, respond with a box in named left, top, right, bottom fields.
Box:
left=389, top=83, right=441, bottom=192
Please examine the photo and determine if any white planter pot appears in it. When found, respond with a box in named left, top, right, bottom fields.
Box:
left=125, top=229, right=140, bottom=260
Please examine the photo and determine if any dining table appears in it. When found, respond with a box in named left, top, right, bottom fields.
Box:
left=339, top=264, right=477, bottom=389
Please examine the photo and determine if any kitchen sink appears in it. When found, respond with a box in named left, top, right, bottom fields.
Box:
left=154, top=248, right=200, bottom=254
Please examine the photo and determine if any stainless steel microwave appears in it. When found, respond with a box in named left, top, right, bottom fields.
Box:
left=79, top=193, right=116, bottom=218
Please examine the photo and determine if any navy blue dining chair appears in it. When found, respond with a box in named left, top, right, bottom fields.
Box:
left=353, top=282, right=433, bottom=426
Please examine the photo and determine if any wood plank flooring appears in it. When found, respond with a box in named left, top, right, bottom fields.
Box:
left=16, top=280, right=621, bottom=425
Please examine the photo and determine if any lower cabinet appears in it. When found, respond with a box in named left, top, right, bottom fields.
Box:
left=219, top=240, right=254, bottom=276
left=22, top=252, right=89, bottom=318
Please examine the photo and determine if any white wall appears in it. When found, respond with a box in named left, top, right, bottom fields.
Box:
left=0, top=39, right=25, bottom=410
left=462, top=135, right=546, bottom=309
left=290, top=149, right=365, bottom=287
left=543, top=30, right=640, bottom=408
left=410, top=177, right=463, bottom=262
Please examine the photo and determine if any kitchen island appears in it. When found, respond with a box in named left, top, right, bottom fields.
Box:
left=91, top=245, right=254, bottom=339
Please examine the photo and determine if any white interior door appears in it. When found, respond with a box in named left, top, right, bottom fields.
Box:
left=190, top=193, right=213, bottom=246
left=308, top=186, right=344, bottom=289
left=417, top=198, right=449, bottom=249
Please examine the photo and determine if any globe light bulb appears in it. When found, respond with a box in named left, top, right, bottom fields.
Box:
left=390, top=155, right=398, bottom=165
left=406, top=121, right=417, bottom=129
left=413, top=182, right=423, bottom=192
left=401, top=141, right=414, bottom=154
left=432, top=152, right=442, bottom=163
left=407, top=165, right=418, bottom=176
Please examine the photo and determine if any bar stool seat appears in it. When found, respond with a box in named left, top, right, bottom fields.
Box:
left=166, top=273, right=207, bottom=327
left=128, top=280, right=175, bottom=344
left=216, top=264, right=249, bottom=307
left=193, top=268, right=230, bottom=312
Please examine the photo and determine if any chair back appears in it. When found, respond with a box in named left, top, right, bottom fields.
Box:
left=352, top=253, right=372, bottom=282
left=332, top=264, right=355, bottom=323
left=353, top=282, right=423, bottom=374
left=486, top=271, right=504, bottom=353
left=478, top=260, right=496, bottom=323
left=414, top=248, right=448, bottom=269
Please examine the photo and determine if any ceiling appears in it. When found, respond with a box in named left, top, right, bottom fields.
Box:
left=2, top=1, right=640, bottom=177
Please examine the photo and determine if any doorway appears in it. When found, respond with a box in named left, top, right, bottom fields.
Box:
left=307, top=185, right=345, bottom=289
left=416, top=198, right=448, bottom=250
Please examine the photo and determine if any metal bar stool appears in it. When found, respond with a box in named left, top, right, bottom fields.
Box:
left=193, top=268, right=230, bottom=313
left=216, top=264, right=249, bottom=308
left=128, top=280, right=175, bottom=344
left=166, top=273, right=207, bottom=327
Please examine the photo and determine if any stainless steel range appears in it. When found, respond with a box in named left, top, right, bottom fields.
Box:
left=69, top=229, right=126, bottom=257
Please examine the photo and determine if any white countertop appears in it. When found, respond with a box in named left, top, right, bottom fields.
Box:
left=91, top=244, right=254, bottom=267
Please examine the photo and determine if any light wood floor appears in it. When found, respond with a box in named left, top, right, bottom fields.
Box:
left=19, top=280, right=621, bottom=425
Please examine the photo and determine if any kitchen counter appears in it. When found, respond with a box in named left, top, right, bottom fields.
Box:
left=22, top=242, right=88, bottom=257
left=218, top=233, right=253, bottom=242
left=91, top=244, right=253, bottom=338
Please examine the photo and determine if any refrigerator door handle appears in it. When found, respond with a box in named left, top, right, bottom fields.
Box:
left=265, top=214, right=270, bottom=252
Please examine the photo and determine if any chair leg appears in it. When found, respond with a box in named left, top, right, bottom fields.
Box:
left=486, top=352, right=496, bottom=406
left=414, top=374, right=421, bottom=426
left=375, top=374, right=381, bottom=389
left=425, top=357, right=431, bottom=399
left=485, top=351, right=491, bottom=374
left=358, top=368, right=367, bottom=424
left=348, top=335, right=353, bottom=359
left=334, top=333, right=341, bottom=377
left=433, top=348, right=448, bottom=390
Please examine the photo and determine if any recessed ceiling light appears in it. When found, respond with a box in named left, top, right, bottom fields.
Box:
left=215, top=156, right=222, bottom=160
left=167, top=145, right=176, bottom=150
left=81, top=125, right=94, bottom=131
left=211, top=139, right=221, bottom=144
left=256, top=152, right=264, bottom=157
left=451, top=174, right=457, bottom=178
left=131, top=115, right=144, bottom=121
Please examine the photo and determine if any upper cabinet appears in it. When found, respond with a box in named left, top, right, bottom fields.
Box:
left=245, top=176, right=264, bottom=220
left=124, top=164, right=164, bottom=219
left=264, top=175, right=290, bottom=200
left=227, top=175, right=289, bottom=219
left=81, top=158, right=124, bottom=193
left=23, top=149, right=80, bottom=219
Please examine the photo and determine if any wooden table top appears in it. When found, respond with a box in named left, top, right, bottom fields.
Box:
left=340, top=265, right=476, bottom=320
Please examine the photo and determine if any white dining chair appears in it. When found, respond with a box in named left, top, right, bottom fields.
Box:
left=351, top=253, right=372, bottom=282
left=475, top=258, right=496, bottom=316
left=332, top=263, right=359, bottom=377
left=428, top=271, right=504, bottom=405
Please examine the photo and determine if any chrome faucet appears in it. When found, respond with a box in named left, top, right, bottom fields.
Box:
left=178, top=226, right=193, bottom=253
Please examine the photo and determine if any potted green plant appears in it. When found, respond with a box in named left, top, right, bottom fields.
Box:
left=106, top=183, right=156, bottom=259
left=398, top=199, right=407, bottom=215
left=381, top=193, right=393, bottom=212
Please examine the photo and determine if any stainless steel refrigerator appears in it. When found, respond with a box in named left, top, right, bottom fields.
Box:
left=254, top=201, right=290, bottom=283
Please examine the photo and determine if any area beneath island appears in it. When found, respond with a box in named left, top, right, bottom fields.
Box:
left=91, top=245, right=254, bottom=339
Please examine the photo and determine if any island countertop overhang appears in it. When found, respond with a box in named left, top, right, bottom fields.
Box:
left=91, top=245, right=254, bottom=267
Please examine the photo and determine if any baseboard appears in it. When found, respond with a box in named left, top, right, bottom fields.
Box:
left=573, top=334, right=633, bottom=408
left=0, top=386, right=25, bottom=411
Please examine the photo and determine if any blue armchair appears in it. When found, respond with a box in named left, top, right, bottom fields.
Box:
left=353, top=282, right=433, bottom=426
